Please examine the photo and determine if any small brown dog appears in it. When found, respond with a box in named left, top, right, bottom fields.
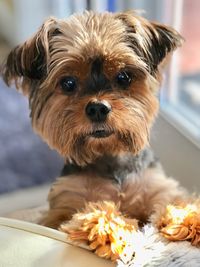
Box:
left=2, top=11, right=187, bottom=229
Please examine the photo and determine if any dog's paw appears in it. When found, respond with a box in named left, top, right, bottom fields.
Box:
left=60, top=201, right=138, bottom=262
left=158, top=203, right=200, bottom=246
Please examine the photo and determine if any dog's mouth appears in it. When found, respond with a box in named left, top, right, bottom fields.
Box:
left=90, top=129, right=113, bottom=138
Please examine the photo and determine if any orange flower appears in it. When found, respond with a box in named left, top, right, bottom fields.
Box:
left=60, top=201, right=138, bottom=262
left=160, top=203, right=200, bottom=246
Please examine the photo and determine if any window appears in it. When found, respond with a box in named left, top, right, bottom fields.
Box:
left=160, top=0, right=200, bottom=146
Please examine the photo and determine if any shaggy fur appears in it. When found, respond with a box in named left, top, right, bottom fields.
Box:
left=2, top=11, right=189, bottom=232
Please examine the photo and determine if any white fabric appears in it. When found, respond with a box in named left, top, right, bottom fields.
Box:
left=0, top=217, right=114, bottom=267
left=117, top=225, right=200, bottom=267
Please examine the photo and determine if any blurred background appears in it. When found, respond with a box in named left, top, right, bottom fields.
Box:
left=0, top=0, right=199, bottom=214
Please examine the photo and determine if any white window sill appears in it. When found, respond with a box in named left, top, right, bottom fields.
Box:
left=160, top=103, right=200, bottom=150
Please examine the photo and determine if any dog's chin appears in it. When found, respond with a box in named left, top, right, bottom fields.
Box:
left=68, top=130, right=138, bottom=166
left=85, top=130, right=116, bottom=148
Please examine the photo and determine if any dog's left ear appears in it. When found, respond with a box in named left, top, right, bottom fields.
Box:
left=116, top=12, right=183, bottom=74
left=1, top=17, right=59, bottom=95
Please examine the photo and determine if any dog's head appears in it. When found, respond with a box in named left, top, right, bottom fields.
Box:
left=2, top=11, right=183, bottom=165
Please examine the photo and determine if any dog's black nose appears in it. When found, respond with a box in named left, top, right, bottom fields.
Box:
left=85, top=101, right=111, bottom=122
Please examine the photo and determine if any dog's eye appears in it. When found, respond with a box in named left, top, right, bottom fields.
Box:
left=60, top=77, right=77, bottom=93
left=116, top=71, right=132, bottom=88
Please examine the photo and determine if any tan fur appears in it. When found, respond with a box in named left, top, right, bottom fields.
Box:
left=2, top=11, right=185, bottom=230
left=40, top=166, right=186, bottom=229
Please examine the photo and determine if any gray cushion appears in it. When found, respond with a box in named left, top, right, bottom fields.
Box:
left=0, top=79, right=63, bottom=194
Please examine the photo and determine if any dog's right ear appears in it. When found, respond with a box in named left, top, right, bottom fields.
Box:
left=2, top=17, right=59, bottom=95
left=116, top=11, right=183, bottom=76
